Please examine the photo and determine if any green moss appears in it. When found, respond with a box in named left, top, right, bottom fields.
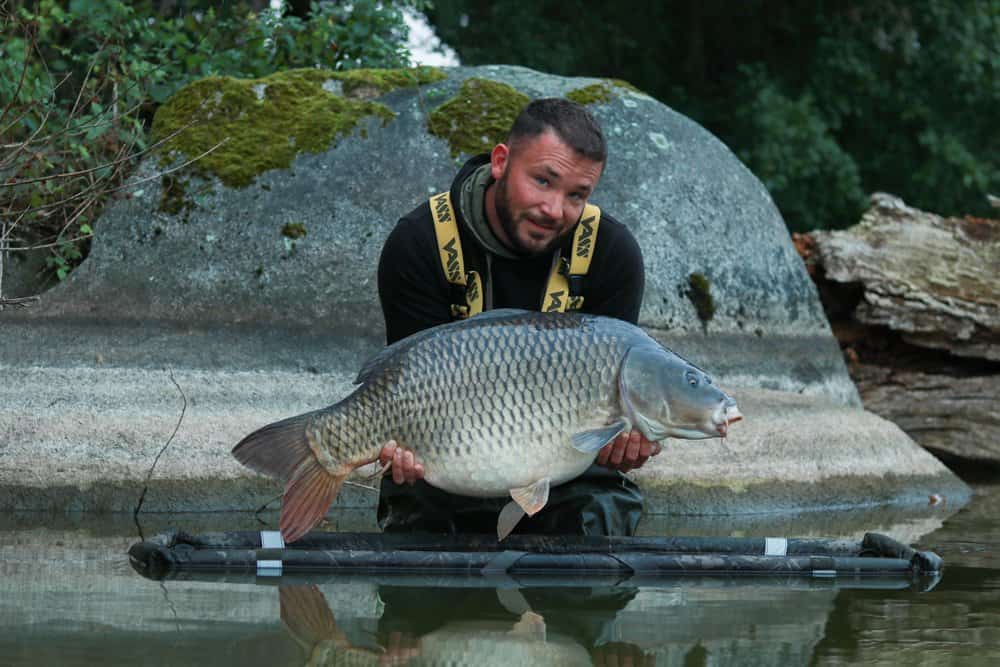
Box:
left=427, top=78, right=531, bottom=157
left=566, top=79, right=644, bottom=106
left=151, top=68, right=400, bottom=188
left=687, top=272, right=716, bottom=323
left=566, top=84, right=615, bottom=106
left=606, top=78, right=642, bottom=94
left=281, top=222, right=307, bottom=239
left=158, top=174, right=192, bottom=216
left=331, top=66, right=447, bottom=99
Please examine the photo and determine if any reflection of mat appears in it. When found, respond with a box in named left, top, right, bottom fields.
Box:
left=129, top=530, right=942, bottom=591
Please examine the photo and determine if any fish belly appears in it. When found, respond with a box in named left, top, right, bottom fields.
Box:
left=424, top=436, right=600, bottom=497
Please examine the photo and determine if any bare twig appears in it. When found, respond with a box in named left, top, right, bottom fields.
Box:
left=5, top=137, right=227, bottom=224
left=0, top=118, right=201, bottom=189
left=133, top=369, right=188, bottom=520
left=254, top=493, right=284, bottom=517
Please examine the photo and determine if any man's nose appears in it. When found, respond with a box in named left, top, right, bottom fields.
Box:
left=539, top=192, right=563, bottom=221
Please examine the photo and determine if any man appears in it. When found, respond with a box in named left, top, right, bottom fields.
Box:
left=375, top=98, right=660, bottom=536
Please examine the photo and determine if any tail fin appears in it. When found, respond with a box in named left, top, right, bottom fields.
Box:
left=233, top=412, right=345, bottom=543
left=280, top=585, right=340, bottom=646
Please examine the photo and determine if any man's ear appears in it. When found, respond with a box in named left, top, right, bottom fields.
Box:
left=490, top=143, right=510, bottom=181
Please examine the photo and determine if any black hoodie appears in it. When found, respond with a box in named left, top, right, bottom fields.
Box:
left=377, top=154, right=645, bottom=344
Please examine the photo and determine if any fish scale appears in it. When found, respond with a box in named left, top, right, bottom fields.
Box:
left=233, top=309, right=741, bottom=542
left=312, top=312, right=631, bottom=496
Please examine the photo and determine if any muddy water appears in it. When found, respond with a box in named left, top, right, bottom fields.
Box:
left=0, top=485, right=997, bottom=666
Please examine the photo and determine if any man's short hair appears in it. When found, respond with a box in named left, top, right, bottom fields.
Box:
left=508, top=98, right=607, bottom=165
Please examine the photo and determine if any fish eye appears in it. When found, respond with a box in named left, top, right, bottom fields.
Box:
left=684, top=371, right=699, bottom=387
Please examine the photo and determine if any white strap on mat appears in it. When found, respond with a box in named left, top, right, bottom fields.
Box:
left=764, top=537, right=788, bottom=557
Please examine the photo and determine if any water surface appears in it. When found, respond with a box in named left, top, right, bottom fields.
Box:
left=1, top=485, right=997, bottom=665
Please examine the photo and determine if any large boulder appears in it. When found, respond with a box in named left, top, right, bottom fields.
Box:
left=12, top=65, right=855, bottom=401
left=0, top=66, right=968, bottom=518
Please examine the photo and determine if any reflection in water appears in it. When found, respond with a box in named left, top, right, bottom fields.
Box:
left=2, top=484, right=1000, bottom=665
left=811, top=481, right=1000, bottom=665
left=279, top=584, right=651, bottom=666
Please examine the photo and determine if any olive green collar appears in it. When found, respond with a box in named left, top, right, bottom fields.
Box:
left=458, top=163, right=519, bottom=260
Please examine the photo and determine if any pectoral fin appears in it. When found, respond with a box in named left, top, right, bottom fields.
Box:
left=510, top=611, right=547, bottom=641
left=497, top=478, right=551, bottom=541
left=511, top=478, right=550, bottom=515
left=571, top=419, right=630, bottom=454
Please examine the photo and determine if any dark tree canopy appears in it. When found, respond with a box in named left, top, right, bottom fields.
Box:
left=428, top=0, right=999, bottom=231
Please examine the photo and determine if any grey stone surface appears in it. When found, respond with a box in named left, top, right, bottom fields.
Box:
left=0, top=65, right=970, bottom=518
left=0, top=347, right=970, bottom=516
left=5, top=64, right=856, bottom=403
left=632, top=388, right=970, bottom=515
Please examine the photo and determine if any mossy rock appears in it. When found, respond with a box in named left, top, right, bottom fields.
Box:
left=281, top=222, right=307, bottom=239
left=151, top=68, right=443, bottom=188
left=332, top=66, right=446, bottom=99
left=565, top=79, right=642, bottom=105
left=687, top=272, right=717, bottom=323
left=427, top=78, right=531, bottom=157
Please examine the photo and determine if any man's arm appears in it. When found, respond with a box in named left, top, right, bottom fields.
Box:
left=378, top=210, right=454, bottom=345
left=582, top=215, right=645, bottom=324
left=596, top=429, right=662, bottom=472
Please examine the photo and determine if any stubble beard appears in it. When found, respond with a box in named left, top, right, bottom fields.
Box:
left=494, top=174, right=569, bottom=257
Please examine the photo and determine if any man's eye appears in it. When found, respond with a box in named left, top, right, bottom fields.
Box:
left=535, top=177, right=548, bottom=186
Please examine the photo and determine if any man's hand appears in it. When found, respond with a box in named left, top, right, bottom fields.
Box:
left=379, top=440, right=426, bottom=485
left=596, top=430, right=662, bottom=472
left=380, top=631, right=421, bottom=666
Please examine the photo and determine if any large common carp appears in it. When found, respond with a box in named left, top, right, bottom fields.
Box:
left=233, top=309, right=741, bottom=542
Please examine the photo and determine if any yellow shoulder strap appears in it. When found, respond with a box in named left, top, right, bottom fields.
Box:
left=429, top=191, right=483, bottom=318
left=542, top=204, right=601, bottom=312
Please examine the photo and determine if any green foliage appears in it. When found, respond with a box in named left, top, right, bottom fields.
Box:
left=731, top=67, right=867, bottom=232
left=44, top=241, right=83, bottom=282
left=808, top=1, right=999, bottom=221
left=428, top=0, right=999, bottom=230
left=1, top=0, right=423, bottom=286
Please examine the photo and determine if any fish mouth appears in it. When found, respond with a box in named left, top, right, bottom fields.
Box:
left=714, top=402, right=743, bottom=437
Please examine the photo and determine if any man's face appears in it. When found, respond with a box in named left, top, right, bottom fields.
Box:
left=489, top=129, right=603, bottom=256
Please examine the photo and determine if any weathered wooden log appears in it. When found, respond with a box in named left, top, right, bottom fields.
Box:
left=800, top=194, right=1000, bottom=466
left=812, top=192, right=999, bottom=361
